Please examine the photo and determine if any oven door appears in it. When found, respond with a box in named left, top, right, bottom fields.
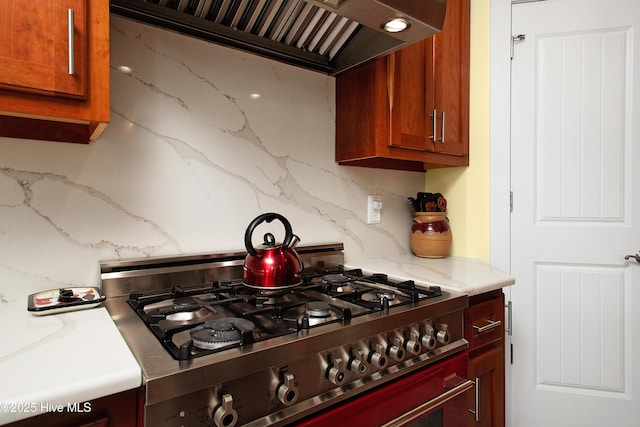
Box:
left=296, top=352, right=473, bottom=427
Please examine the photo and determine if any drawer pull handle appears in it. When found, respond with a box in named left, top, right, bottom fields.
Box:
left=472, top=319, right=501, bottom=333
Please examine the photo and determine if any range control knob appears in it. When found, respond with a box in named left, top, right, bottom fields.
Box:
left=213, top=394, right=238, bottom=427
left=348, top=349, right=367, bottom=375
left=326, top=357, right=346, bottom=385
left=437, top=323, right=450, bottom=345
left=387, top=337, right=404, bottom=362
left=404, top=331, right=422, bottom=356
left=369, top=343, right=387, bottom=369
left=276, top=373, right=298, bottom=406
left=421, top=324, right=437, bottom=350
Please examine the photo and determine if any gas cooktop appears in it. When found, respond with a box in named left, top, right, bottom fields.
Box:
left=101, top=244, right=468, bottom=427
left=128, top=266, right=443, bottom=360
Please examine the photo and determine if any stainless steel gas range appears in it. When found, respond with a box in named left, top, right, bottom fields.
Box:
left=101, top=243, right=472, bottom=427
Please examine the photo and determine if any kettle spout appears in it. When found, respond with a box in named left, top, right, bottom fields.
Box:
left=289, top=234, right=300, bottom=248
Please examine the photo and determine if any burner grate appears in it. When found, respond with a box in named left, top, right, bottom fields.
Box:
left=126, top=265, right=446, bottom=361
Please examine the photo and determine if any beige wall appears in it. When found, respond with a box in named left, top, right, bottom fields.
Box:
left=425, top=0, right=491, bottom=262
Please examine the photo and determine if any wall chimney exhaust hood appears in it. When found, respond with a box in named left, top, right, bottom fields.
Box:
left=110, top=0, right=447, bottom=76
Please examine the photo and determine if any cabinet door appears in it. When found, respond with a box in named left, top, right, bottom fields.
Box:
left=389, top=39, right=433, bottom=151
left=469, top=346, right=505, bottom=427
left=432, top=0, right=469, bottom=156
left=0, top=0, right=86, bottom=99
left=389, top=0, right=469, bottom=156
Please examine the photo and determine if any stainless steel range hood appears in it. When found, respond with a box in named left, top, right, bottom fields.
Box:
left=110, top=0, right=447, bottom=76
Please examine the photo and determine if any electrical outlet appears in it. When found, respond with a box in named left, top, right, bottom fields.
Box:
left=367, top=195, right=382, bottom=224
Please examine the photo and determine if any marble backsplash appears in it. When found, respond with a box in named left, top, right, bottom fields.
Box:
left=0, top=15, right=424, bottom=303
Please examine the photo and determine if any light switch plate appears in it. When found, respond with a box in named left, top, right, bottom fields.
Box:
left=367, top=195, right=382, bottom=224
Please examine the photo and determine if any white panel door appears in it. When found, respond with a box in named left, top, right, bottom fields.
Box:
left=510, top=0, right=640, bottom=425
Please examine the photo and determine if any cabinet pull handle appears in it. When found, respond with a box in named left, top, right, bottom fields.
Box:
left=429, top=109, right=437, bottom=141
left=469, top=377, right=480, bottom=422
left=437, top=111, right=446, bottom=143
left=472, top=319, right=501, bottom=333
left=68, top=8, right=75, bottom=75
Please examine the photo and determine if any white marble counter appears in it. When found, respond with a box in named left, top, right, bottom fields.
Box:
left=345, top=255, right=515, bottom=296
left=0, top=301, right=141, bottom=425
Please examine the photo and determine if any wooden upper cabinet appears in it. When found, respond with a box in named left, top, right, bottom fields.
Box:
left=0, top=0, right=87, bottom=98
left=0, top=0, right=109, bottom=143
left=336, top=0, right=470, bottom=171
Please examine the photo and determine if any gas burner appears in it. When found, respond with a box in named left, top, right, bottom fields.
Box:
left=190, top=318, right=256, bottom=350
left=334, top=283, right=356, bottom=293
left=255, top=291, right=294, bottom=306
left=320, top=273, right=359, bottom=293
left=362, top=291, right=397, bottom=304
left=306, top=301, right=332, bottom=318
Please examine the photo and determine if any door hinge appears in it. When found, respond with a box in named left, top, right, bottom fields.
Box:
left=511, top=34, right=526, bottom=59
left=510, top=191, right=513, bottom=212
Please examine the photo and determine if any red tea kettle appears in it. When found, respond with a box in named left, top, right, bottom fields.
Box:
left=242, top=213, right=303, bottom=289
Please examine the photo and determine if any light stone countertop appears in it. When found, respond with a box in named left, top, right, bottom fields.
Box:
left=0, top=300, right=141, bottom=425
left=345, top=255, right=515, bottom=296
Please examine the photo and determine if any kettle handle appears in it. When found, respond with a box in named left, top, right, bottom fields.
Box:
left=244, top=213, right=294, bottom=256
